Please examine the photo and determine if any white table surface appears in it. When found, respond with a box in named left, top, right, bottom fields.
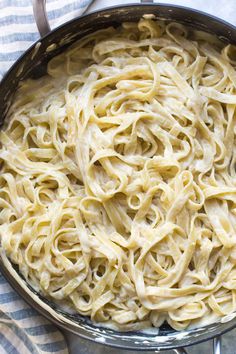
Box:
left=63, top=1, right=236, bottom=353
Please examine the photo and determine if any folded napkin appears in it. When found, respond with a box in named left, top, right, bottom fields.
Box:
left=0, top=1, right=93, bottom=352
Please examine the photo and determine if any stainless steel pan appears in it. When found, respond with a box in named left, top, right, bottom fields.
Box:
left=1, top=1, right=236, bottom=353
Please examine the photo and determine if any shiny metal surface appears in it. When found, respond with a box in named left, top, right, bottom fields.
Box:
left=32, top=0, right=50, bottom=36
left=213, top=337, right=222, bottom=354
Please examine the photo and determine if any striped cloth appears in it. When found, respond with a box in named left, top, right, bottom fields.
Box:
left=0, top=0, right=93, bottom=78
left=0, top=1, right=93, bottom=352
left=0, top=273, right=68, bottom=354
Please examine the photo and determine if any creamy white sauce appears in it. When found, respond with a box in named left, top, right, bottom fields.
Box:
left=46, top=43, right=57, bottom=53
left=31, top=42, right=41, bottom=60
left=95, top=337, right=106, bottom=344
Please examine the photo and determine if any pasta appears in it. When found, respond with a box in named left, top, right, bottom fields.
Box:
left=1, top=18, right=236, bottom=331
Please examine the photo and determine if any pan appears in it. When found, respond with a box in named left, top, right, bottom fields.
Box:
left=1, top=1, right=236, bottom=353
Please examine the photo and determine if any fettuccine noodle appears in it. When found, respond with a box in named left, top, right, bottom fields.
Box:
left=1, top=19, right=236, bottom=331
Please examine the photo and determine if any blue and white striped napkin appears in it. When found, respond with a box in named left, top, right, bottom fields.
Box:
left=0, top=0, right=93, bottom=78
left=0, top=273, right=68, bottom=354
left=0, top=1, right=93, bottom=353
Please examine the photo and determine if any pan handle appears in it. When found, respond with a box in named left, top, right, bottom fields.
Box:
left=213, top=336, right=222, bottom=354
left=32, top=0, right=51, bottom=37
